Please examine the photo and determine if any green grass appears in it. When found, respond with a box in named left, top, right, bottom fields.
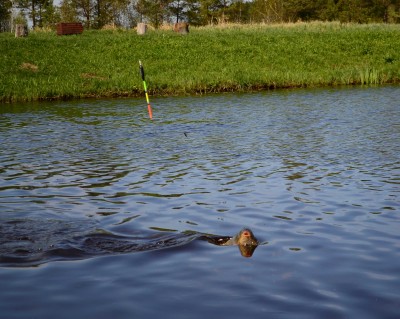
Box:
left=1, top=22, right=400, bottom=102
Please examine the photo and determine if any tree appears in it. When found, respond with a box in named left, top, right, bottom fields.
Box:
left=13, top=0, right=400, bottom=28
left=370, top=0, right=400, bottom=23
left=226, top=0, right=252, bottom=23
left=185, top=0, right=202, bottom=25
left=282, top=0, right=323, bottom=21
left=337, top=0, right=369, bottom=22
left=108, top=0, right=134, bottom=27
left=0, top=0, right=12, bottom=32
left=41, top=0, right=60, bottom=26
left=196, top=0, right=232, bottom=24
left=72, top=0, right=95, bottom=28
left=168, top=0, right=191, bottom=23
left=317, top=0, right=339, bottom=21
left=138, top=0, right=171, bottom=28
left=385, top=0, right=400, bottom=22
left=60, top=0, right=79, bottom=22
left=17, top=0, right=58, bottom=28
left=250, top=0, right=285, bottom=23
left=97, top=0, right=131, bottom=28
left=132, top=0, right=146, bottom=22
left=60, top=0, right=133, bottom=28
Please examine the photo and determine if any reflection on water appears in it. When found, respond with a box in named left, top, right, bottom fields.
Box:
left=0, top=86, right=399, bottom=318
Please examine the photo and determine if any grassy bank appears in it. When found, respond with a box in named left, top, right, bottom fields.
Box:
left=1, top=22, right=400, bottom=102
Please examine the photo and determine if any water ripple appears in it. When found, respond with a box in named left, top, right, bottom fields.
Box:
left=1, top=87, right=399, bottom=318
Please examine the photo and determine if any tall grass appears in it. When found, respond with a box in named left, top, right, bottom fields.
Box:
left=1, top=22, right=399, bottom=102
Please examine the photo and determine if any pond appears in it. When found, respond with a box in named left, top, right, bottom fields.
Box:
left=0, top=86, right=399, bottom=318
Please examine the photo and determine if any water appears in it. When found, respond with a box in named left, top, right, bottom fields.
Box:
left=0, top=86, right=399, bottom=318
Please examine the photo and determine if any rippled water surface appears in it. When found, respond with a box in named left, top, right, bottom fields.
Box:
left=1, top=86, right=399, bottom=318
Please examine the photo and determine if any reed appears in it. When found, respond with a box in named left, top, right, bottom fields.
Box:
left=359, top=68, right=381, bottom=85
left=1, top=22, right=399, bottom=102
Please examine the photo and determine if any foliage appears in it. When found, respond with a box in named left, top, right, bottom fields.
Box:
left=17, top=0, right=59, bottom=28
left=60, top=0, right=80, bottom=23
left=0, top=0, right=12, bottom=32
left=8, top=0, right=400, bottom=29
left=251, top=0, right=400, bottom=23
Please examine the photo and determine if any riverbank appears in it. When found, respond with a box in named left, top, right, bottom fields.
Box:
left=1, top=22, right=399, bottom=102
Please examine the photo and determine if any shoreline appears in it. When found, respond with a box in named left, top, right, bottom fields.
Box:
left=1, top=22, right=399, bottom=103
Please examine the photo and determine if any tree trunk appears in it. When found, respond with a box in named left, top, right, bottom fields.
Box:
left=31, top=0, right=36, bottom=28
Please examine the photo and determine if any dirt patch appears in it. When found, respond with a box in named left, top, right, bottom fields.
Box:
left=20, top=62, right=38, bottom=72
